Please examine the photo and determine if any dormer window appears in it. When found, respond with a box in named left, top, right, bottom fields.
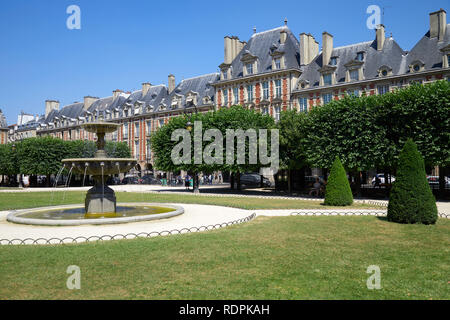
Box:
left=298, top=80, right=310, bottom=89
left=323, top=73, right=332, bottom=86
left=222, top=71, right=228, bottom=80
left=275, top=58, right=281, bottom=69
left=378, top=65, right=392, bottom=77
left=246, top=63, right=253, bottom=75
left=356, top=52, right=364, bottom=61
left=349, top=69, right=359, bottom=81
left=330, top=57, right=338, bottom=66
left=409, top=60, right=425, bottom=73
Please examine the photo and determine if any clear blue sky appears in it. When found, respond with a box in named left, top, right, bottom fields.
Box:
left=0, top=0, right=448, bottom=124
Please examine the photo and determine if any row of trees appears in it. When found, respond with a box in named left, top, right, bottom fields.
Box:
left=150, top=80, right=449, bottom=193
left=0, top=136, right=130, bottom=186
left=279, top=80, right=450, bottom=194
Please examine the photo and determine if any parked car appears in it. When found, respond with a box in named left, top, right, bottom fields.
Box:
left=427, top=176, right=450, bottom=188
left=121, top=176, right=139, bottom=185
left=239, top=173, right=271, bottom=188
left=371, top=174, right=395, bottom=186
left=140, top=175, right=161, bottom=185
left=305, top=176, right=326, bottom=186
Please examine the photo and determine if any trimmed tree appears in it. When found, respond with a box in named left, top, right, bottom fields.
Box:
left=324, top=157, right=353, bottom=206
left=387, top=139, right=438, bottom=224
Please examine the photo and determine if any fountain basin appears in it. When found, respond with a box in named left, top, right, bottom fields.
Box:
left=6, top=203, right=184, bottom=226
left=62, top=158, right=137, bottom=176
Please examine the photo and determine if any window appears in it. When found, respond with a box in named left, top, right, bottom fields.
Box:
left=146, top=139, right=152, bottom=160
left=275, top=58, right=281, bottom=69
left=323, top=74, right=332, bottom=86
left=263, top=81, right=269, bottom=100
left=274, top=106, right=281, bottom=121
left=159, top=119, right=165, bottom=128
left=347, top=89, right=359, bottom=97
left=448, top=55, right=450, bottom=66
left=134, top=122, right=139, bottom=137
left=349, top=69, right=359, bottom=81
left=233, top=87, right=239, bottom=104
left=377, top=85, right=390, bottom=95
left=322, top=93, right=332, bottom=104
left=112, top=131, right=117, bottom=141
left=135, top=140, right=139, bottom=159
left=381, top=70, right=388, bottom=76
left=298, top=97, right=308, bottom=112
left=123, top=123, right=128, bottom=139
left=262, top=106, right=269, bottom=115
left=246, top=63, right=253, bottom=75
left=247, top=84, right=254, bottom=101
left=330, top=57, right=337, bottom=66
left=357, top=52, right=364, bottom=61
left=222, top=71, right=227, bottom=80
left=223, top=89, right=228, bottom=106
left=413, top=64, right=420, bottom=72
left=274, top=80, right=281, bottom=98
left=146, top=120, right=151, bottom=135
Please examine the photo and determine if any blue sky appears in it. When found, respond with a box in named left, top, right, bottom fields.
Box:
left=0, top=0, right=448, bottom=124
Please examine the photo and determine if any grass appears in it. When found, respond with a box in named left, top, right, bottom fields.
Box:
left=0, top=191, right=379, bottom=211
left=0, top=216, right=449, bottom=299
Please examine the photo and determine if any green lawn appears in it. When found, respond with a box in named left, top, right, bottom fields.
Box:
left=0, top=216, right=449, bottom=299
left=0, top=191, right=379, bottom=211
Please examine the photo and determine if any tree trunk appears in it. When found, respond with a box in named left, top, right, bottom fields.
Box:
left=236, top=171, right=241, bottom=191
left=355, top=170, right=362, bottom=197
left=384, top=170, right=389, bottom=198
left=439, top=166, right=446, bottom=199
left=230, top=172, right=234, bottom=190
left=287, top=169, right=292, bottom=194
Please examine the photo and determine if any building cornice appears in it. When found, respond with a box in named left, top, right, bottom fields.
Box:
left=212, top=68, right=302, bottom=87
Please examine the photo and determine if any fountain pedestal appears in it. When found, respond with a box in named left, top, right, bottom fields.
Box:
left=85, top=176, right=116, bottom=216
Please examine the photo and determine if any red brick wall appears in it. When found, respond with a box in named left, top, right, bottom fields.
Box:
left=282, top=78, right=288, bottom=108
left=255, top=82, right=261, bottom=105
left=217, top=89, right=222, bottom=108
left=239, top=86, right=244, bottom=105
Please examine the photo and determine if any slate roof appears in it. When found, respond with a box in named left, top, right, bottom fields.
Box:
left=160, top=73, right=219, bottom=112
left=226, top=26, right=300, bottom=79
left=405, top=23, right=450, bottom=71
left=296, top=37, right=406, bottom=89
left=45, top=102, right=84, bottom=123
left=125, top=85, right=168, bottom=111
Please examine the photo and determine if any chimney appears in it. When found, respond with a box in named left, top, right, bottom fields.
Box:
left=224, top=36, right=233, bottom=64
left=168, top=74, right=175, bottom=94
left=376, top=24, right=385, bottom=51
left=112, top=89, right=122, bottom=100
left=322, top=32, right=333, bottom=66
left=280, top=29, right=287, bottom=44
left=83, top=96, right=98, bottom=110
left=300, top=33, right=319, bottom=65
left=142, top=82, right=152, bottom=96
left=430, top=8, right=447, bottom=41
left=45, top=100, right=60, bottom=118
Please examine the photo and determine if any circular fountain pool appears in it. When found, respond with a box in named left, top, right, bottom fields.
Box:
left=7, top=203, right=184, bottom=226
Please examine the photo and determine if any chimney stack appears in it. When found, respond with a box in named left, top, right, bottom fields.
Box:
left=112, top=89, right=123, bottom=100
left=376, top=24, right=385, bottom=51
left=45, top=100, right=60, bottom=118
left=322, top=32, right=333, bottom=66
left=142, top=82, right=152, bottom=96
left=83, top=96, right=98, bottom=110
left=280, top=29, right=287, bottom=44
left=168, top=74, right=175, bottom=94
left=299, top=33, right=319, bottom=65
left=430, top=8, right=447, bottom=41
left=224, top=36, right=245, bottom=64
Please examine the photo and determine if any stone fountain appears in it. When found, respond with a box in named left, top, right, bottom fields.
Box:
left=7, top=120, right=184, bottom=226
left=62, top=120, right=136, bottom=216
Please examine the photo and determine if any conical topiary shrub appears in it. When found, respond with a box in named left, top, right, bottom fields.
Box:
left=387, top=139, right=438, bottom=224
left=324, top=157, right=353, bottom=206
